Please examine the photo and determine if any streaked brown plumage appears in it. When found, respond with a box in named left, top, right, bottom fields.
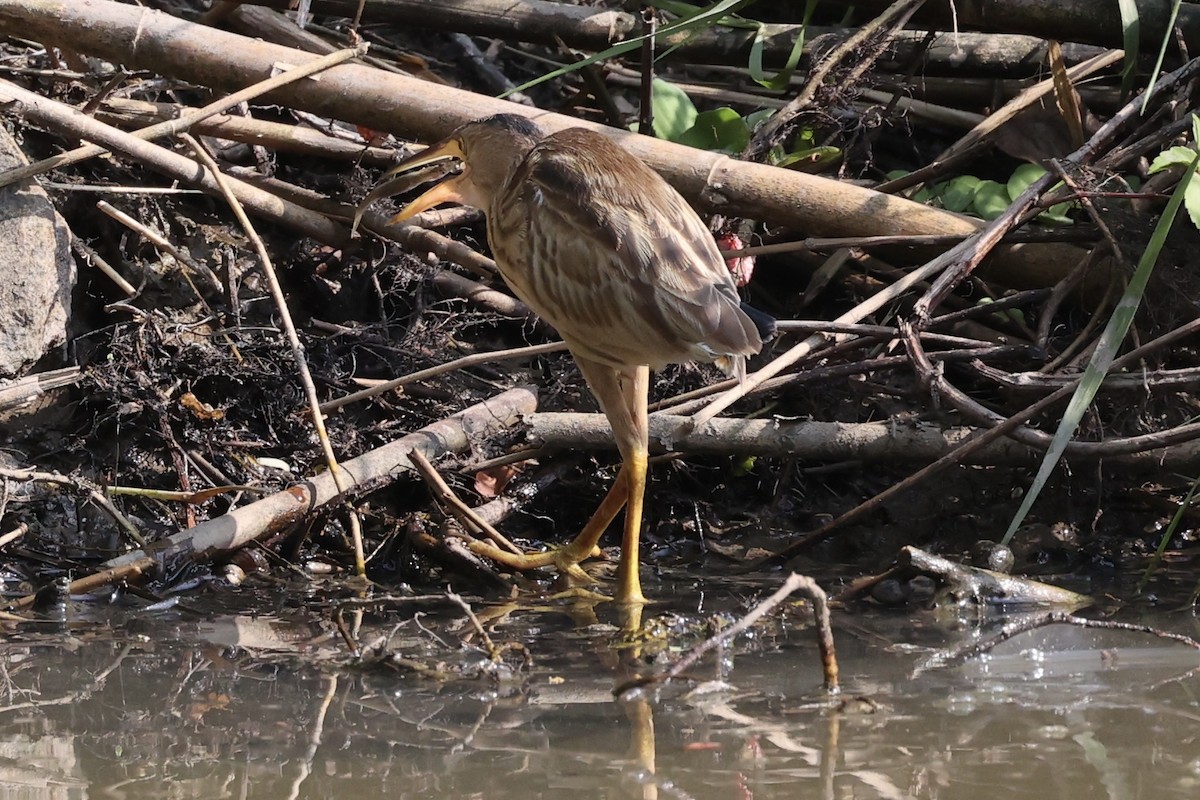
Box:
left=388, top=114, right=767, bottom=604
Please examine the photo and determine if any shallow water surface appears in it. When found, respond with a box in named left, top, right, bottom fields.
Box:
left=1, top=576, right=1197, bottom=799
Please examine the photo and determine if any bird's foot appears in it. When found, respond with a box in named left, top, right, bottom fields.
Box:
left=468, top=539, right=605, bottom=588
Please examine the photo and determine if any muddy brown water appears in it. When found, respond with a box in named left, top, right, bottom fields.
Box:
left=1, top=573, right=1197, bottom=799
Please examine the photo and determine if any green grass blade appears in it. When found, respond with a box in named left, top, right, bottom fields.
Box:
left=1117, top=0, right=1141, bottom=100
left=1140, top=0, right=1183, bottom=114
left=501, top=0, right=756, bottom=98
left=1000, top=144, right=1200, bottom=546
left=1137, top=471, right=1200, bottom=593
left=748, top=0, right=814, bottom=90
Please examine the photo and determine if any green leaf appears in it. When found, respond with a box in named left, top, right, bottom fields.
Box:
left=732, top=455, right=757, bottom=477
left=674, top=107, right=749, bottom=152
left=772, top=145, right=840, bottom=171
left=1184, top=171, right=1200, bottom=229
left=1006, top=163, right=1048, bottom=200
left=651, top=78, right=698, bottom=141
left=744, top=108, right=774, bottom=131
left=1149, top=145, right=1198, bottom=173
left=657, top=0, right=759, bottom=29
left=972, top=180, right=1011, bottom=220
left=1041, top=202, right=1074, bottom=225
left=941, top=175, right=981, bottom=212
left=910, top=185, right=934, bottom=204
left=1005, top=164, right=1071, bottom=224
left=1001, top=137, right=1200, bottom=546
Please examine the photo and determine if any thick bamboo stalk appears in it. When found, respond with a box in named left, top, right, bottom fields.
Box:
left=0, top=0, right=1087, bottom=289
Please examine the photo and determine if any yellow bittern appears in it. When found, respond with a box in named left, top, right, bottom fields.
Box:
left=388, top=114, right=768, bottom=604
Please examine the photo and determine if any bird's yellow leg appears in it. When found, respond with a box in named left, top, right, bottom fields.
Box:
left=615, top=447, right=647, bottom=605
left=470, top=359, right=650, bottom=600
left=468, top=467, right=629, bottom=583
left=614, top=365, right=650, bottom=605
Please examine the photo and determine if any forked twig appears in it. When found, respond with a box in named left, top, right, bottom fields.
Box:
left=407, top=450, right=522, bottom=555
left=617, top=573, right=838, bottom=695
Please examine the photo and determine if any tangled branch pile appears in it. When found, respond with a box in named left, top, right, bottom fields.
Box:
left=0, top=0, right=1197, bottom=602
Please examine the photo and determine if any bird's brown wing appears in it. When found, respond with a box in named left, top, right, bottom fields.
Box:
left=495, top=128, right=758, bottom=368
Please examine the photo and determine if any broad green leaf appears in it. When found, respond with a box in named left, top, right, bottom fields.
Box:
left=1006, top=164, right=1070, bottom=224
left=910, top=185, right=934, bottom=203
left=773, top=146, right=840, bottom=171
left=1006, top=163, right=1048, bottom=200
left=926, top=180, right=950, bottom=205
left=1184, top=172, right=1200, bottom=229
left=941, top=175, right=981, bottom=212
left=976, top=297, right=1025, bottom=325
left=744, top=108, right=774, bottom=131
left=1149, top=145, right=1198, bottom=173
left=1041, top=202, right=1074, bottom=225
left=651, top=78, right=698, bottom=141
left=732, top=455, right=757, bottom=477
left=972, top=180, right=1011, bottom=219
left=1001, top=141, right=1200, bottom=546
left=675, top=107, right=749, bottom=152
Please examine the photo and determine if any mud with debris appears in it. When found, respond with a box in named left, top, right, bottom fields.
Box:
left=0, top=1, right=1197, bottom=620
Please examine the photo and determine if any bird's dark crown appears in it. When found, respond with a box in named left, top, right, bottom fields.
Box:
left=472, top=113, right=544, bottom=141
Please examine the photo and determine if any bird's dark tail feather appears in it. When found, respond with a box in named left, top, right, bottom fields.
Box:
left=740, top=302, right=777, bottom=342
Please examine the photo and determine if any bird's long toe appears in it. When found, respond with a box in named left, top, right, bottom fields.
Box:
left=468, top=539, right=604, bottom=585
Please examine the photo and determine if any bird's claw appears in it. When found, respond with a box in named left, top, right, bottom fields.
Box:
left=468, top=539, right=605, bottom=586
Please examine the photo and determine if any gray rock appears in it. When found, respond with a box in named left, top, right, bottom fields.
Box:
left=0, top=123, right=74, bottom=377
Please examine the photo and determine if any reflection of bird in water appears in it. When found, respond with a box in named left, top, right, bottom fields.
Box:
left=388, top=114, right=772, bottom=604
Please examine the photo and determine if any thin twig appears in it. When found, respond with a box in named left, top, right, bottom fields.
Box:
left=320, top=341, right=566, bottom=414
left=760, top=314, right=1200, bottom=565
left=637, top=5, right=657, bottom=136
left=445, top=591, right=501, bottom=661
left=407, top=449, right=521, bottom=555
left=0, top=466, right=144, bottom=546
left=96, top=199, right=224, bottom=295
left=616, top=573, right=839, bottom=695
left=745, top=0, right=926, bottom=160
left=0, top=44, right=367, bottom=188
left=181, top=133, right=367, bottom=576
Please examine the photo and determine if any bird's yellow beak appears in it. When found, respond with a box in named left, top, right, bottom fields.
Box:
left=386, top=137, right=467, bottom=224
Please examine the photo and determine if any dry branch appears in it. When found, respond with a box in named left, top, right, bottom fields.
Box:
left=98, top=386, right=538, bottom=575
left=0, top=0, right=1085, bottom=289
left=239, top=0, right=1109, bottom=75
left=0, top=78, right=353, bottom=245
left=526, top=411, right=1200, bottom=471
left=846, top=0, right=1200, bottom=53
left=96, top=98, right=402, bottom=169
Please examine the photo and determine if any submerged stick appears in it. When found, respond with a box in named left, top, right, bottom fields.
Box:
left=617, top=572, right=839, bottom=695
left=913, top=612, right=1200, bottom=677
